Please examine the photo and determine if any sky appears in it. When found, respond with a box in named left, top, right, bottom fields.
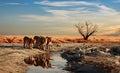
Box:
left=0, top=0, right=120, bottom=36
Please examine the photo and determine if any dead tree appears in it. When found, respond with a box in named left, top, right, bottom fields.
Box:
left=75, top=21, right=97, bottom=40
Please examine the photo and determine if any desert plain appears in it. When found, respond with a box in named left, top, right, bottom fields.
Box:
left=0, top=35, right=120, bottom=73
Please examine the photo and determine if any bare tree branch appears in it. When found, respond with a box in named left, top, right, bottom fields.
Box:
left=75, top=21, right=98, bottom=40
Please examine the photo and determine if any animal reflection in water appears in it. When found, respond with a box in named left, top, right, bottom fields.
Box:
left=23, top=36, right=52, bottom=50
left=24, top=52, right=52, bottom=68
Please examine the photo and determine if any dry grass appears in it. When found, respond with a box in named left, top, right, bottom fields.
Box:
left=0, top=35, right=120, bottom=43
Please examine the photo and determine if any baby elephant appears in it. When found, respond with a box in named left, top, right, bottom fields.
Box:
left=23, top=36, right=34, bottom=49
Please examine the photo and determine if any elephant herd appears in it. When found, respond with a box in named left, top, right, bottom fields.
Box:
left=23, top=36, right=52, bottom=50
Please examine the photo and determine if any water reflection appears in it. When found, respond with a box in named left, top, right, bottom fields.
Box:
left=51, top=53, right=67, bottom=68
left=27, top=53, right=69, bottom=73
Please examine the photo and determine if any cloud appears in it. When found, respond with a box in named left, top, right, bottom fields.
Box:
left=20, top=14, right=70, bottom=23
left=20, top=5, right=120, bottom=26
left=5, top=3, right=21, bottom=5
left=21, top=4, right=119, bottom=22
left=33, top=1, right=118, bottom=15
left=21, top=1, right=120, bottom=36
left=97, top=5, right=113, bottom=11
left=100, top=28, right=120, bottom=36
left=33, top=1, right=98, bottom=6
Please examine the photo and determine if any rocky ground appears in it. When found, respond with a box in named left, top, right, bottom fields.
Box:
left=61, top=43, right=120, bottom=73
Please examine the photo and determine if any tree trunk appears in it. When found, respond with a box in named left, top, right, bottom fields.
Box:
left=84, top=36, right=89, bottom=40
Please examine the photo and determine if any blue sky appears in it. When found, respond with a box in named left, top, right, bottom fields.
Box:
left=0, top=0, right=120, bottom=36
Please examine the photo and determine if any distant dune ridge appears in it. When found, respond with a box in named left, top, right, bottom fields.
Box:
left=0, top=35, right=120, bottom=43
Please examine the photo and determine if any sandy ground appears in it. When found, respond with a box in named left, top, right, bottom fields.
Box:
left=0, top=43, right=44, bottom=73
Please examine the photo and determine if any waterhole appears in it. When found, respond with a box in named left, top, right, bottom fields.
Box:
left=27, top=53, right=69, bottom=73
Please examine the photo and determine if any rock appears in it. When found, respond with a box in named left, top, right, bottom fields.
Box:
left=85, top=48, right=100, bottom=57
left=109, top=46, right=120, bottom=56
left=61, top=48, right=84, bottom=63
